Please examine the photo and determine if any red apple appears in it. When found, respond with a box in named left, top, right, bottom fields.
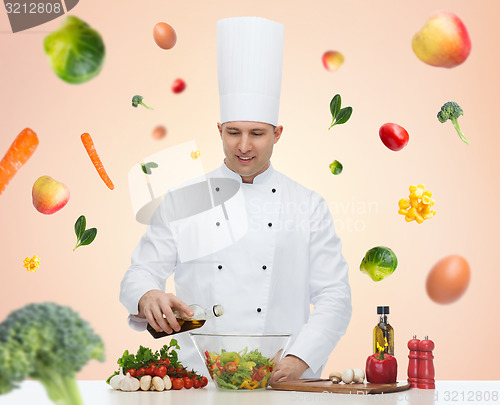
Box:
left=412, top=10, right=471, bottom=68
left=32, top=176, right=70, bottom=214
left=322, top=50, right=344, bottom=72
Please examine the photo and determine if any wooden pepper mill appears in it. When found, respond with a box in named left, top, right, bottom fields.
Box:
left=417, top=336, right=435, bottom=389
left=407, top=335, right=420, bottom=388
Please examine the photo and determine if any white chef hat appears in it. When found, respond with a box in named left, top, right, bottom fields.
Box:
left=217, top=17, right=284, bottom=126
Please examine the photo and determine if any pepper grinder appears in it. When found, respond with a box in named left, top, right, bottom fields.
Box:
left=417, top=336, right=435, bottom=389
left=407, top=335, right=420, bottom=388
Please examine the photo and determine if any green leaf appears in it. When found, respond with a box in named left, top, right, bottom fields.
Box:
left=140, top=163, right=151, bottom=175
left=329, top=94, right=341, bottom=120
left=74, top=215, right=86, bottom=241
left=146, top=162, right=158, bottom=169
left=334, top=107, right=353, bottom=126
left=79, top=228, right=97, bottom=247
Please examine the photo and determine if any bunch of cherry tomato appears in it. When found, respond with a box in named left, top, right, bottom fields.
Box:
left=124, top=358, right=208, bottom=390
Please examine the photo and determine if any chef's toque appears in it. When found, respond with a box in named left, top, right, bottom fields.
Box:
left=217, top=17, right=284, bottom=126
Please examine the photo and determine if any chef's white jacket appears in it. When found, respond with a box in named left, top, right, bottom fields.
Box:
left=120, top=163, right=351, bottom=378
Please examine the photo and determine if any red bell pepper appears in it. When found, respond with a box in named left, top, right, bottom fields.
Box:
left=366, top=351, right=398, bottom=384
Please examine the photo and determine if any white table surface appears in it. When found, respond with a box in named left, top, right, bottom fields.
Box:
left=0, top=381, right=498, bottom=405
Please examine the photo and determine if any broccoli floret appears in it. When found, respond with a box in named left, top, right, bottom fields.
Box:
left=132, top=95, right=154, bottom=110
left=0, top=302, right=104, bottom=405
left=437, top=101, right=470, bottom=145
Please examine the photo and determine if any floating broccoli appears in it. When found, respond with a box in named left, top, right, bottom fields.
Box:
left=132, top=95, right=154, bottom=110
left=437, top=101, right=470, bottom=145
left=0, top=302, right=104, bottom=405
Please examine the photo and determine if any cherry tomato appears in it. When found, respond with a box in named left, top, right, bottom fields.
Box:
left=126, top=368, right=137, bottom=377
left=145, top=364, right=156, bottom=376
left=192, top=378, right=201, bottom=388
left=160, top=358, right=170, bottom=366
left=137, top=367, right=146, bottom=377
left=155, top=365, right=167, bottom=378
left=176, top=366, right=184, bottom=374
left=183, top=377, right=193, bottom=389
left=200, top=376, right=208, bottom=387
left=224, top=362, right=237, bottom=374
left=379, top=123, right=410, bottom=151
left=172, top=378, right=184, bottom=390
left=258, top=366, right=269, bottom=378
left=168, top=367, right=175, bottom=374
left=171, top=78, right=186, bottom=94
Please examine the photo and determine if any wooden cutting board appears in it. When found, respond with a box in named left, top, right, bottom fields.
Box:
left=270, top=379, right=411, bottom=394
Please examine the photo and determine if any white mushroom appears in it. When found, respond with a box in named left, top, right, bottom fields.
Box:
left=152, top=376, right=165, bottom=392
left=140, top=375, right=152, bottom=391
left=109, top=367, right=125, bottom=390
left=341, top=368, right=354, bottom=384
left=328, top=371, right=342, bottom=383
left=353, top=368, right=365, bottom=383
left=163, top=375, right=172, bottom=390
left=119, top=373, right=140, bottom=392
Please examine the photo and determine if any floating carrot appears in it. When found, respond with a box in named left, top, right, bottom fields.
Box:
left=80, top=133, right=114, bottom=190
left=0, top=128, right=39, bottom=196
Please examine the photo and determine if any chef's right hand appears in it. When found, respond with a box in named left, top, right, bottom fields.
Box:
left=138, top=290, right=194, bottom=334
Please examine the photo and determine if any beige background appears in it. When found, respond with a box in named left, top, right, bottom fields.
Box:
left=0, top=0, right=498, bottom=381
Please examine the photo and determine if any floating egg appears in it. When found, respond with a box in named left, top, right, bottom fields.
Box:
left=152, top=125, right=167, bottom=140
left=153, top=22, right=177, bottom=50
left=426, top=255, right=470, bottom=304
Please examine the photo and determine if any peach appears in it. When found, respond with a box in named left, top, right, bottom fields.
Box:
left=322, top=51, right=344, bottom=72
left=32, top=175, right=70, bottom=215
left=412, top=11, right=471, bottom=68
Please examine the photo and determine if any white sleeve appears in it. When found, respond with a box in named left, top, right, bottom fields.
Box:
left=286, top=193, right=352, bottom=373
left=119, top=200, right=178, bottom=323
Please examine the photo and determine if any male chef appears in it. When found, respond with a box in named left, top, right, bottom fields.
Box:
left=120, top=17, right=351, bottom=382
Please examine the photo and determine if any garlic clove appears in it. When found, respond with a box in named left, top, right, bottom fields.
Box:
left=163, top=375, right=172, bottom=390
left=140, top=375, right=152, bottom=391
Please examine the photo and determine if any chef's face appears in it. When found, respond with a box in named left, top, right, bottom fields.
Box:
left=218, top=121, right=283, bottom=184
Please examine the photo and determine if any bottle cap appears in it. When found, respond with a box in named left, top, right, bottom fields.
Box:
left=213, top=305, right=224, bottom=317
left=377, top=306, right=390, bottom=314
left=384, top=306, right=390, bottom=314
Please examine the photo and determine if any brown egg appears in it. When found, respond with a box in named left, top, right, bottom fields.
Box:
left=152, top=125, right=167, bottom=140
left=426, top=255, right=470, bottom=304
left=153, top=22, right=177, bottom=50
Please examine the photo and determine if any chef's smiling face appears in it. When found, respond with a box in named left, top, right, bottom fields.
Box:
left=218, top=121, right=283, bottom=184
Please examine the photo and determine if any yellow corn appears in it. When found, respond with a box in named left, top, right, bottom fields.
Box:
left=399, top=198, right=411, bottom=209
left=398, top=185, right=435, bottom=224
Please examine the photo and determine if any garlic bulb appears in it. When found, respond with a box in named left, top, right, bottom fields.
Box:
left=119, top=372, right=140, bottom=392
left=110, top=367, right=125, bottom=390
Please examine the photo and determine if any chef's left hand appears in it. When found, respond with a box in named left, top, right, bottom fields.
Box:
left=270, top=355, right=309, bottom=383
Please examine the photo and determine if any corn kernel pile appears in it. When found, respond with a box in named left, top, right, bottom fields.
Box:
left=23, top=255, right=40, bottom=272
left=398, top=184, right=436, bottom=224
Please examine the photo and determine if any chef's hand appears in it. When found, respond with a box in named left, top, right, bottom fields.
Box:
left=138, top=290, right=194, bottom=334
left=270, top=355, right=309, bottom=383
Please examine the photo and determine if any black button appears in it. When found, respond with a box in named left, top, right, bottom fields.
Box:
left=262, top=265, right=267, bottom=270
left=216, top=222, right=220, bottom=226
left=218, top=265, right=222, bottom=270
left=257, top=308, right=262, bottom=313
left=272, top=188, right=276, bottom=193
left=216, top=187, right=220, bottom=192
left=268, top=222, right=272, bottom=227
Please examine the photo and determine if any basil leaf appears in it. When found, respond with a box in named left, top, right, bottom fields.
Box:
left=146, top=162, right=158, bottom=169
left=79, top=228, right=97, bottom=247
left=329, top=94, right=341, bottom=120
left=74, top=215, right=86, bottom=241
left=334, top=107, right=353, bottom=126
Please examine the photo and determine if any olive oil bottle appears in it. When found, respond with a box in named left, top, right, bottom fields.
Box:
left=373, top=306, right=394, bottom=355
left=147, top=304, right=223, bottom=339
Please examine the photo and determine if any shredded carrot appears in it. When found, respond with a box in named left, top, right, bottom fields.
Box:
left=0, top=128, right=39, bottom=195
left=80, top=133, right=114, bottom=190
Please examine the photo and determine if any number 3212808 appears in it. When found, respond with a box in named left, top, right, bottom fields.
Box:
left=5, top=3, right=62, bottom=14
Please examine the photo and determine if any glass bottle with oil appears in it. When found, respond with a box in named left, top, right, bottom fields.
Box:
left=373, top=306, right=394, bottom=355
left=147, top=304, right=224, bottom=339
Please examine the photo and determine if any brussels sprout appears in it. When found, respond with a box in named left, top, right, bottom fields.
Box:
left=329, top=160, right=343, bottom=175
left=44, top=16, right=105, bottom=84
left=360, top=246, right=398, bottom=282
